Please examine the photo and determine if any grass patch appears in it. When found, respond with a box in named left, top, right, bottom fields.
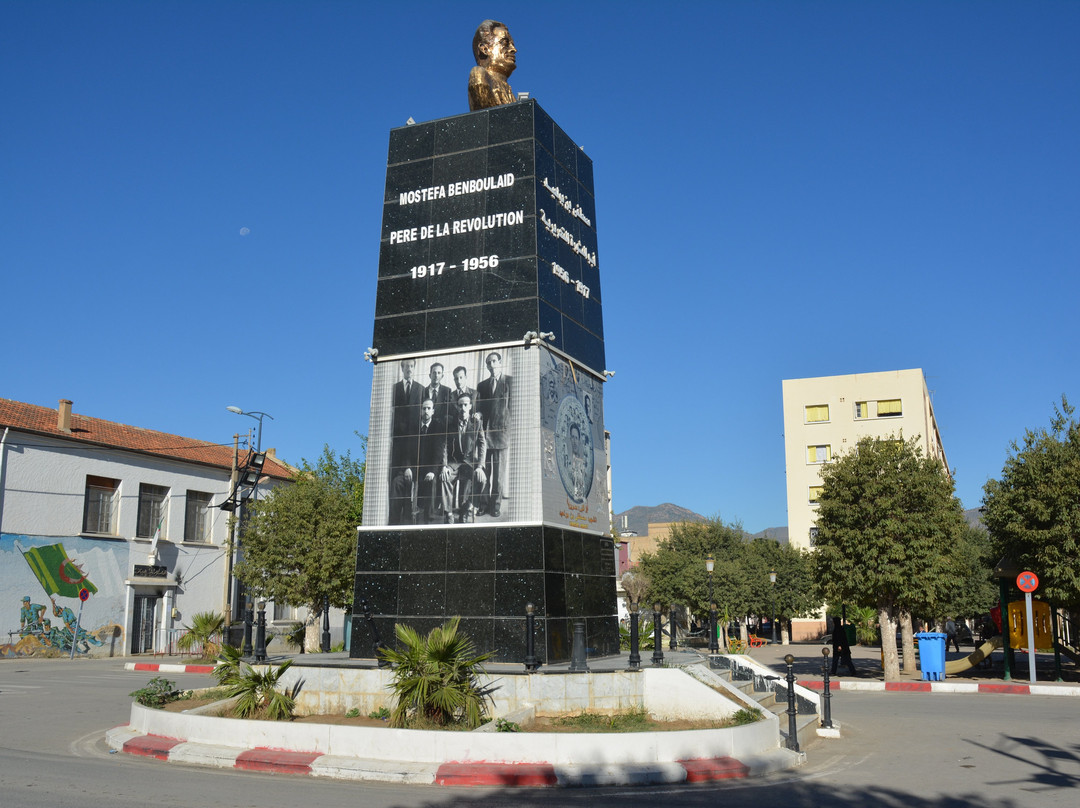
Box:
left=731, top=707, right=763, bottom=725
left=551, top=708, right=653, bottom=733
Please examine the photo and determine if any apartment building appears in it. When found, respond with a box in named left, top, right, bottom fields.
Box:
left=781, top=369, right=948, bottom=638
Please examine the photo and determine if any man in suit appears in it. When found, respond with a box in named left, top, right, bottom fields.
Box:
left=422, top=362, right=453, bottom=414
left=475, top=351, right=511, bottom=516
left=391, top=398, right=446, bottom=524
left=441, top=392, right=487, bottom=523
left=389, top=359, right=423, bottom=523
left=448, top=365, right=477, bottom=426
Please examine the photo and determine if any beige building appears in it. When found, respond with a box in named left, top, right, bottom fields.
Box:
left=781, top=369, right=948, bottom=638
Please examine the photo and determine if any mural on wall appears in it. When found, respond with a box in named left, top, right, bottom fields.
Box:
left=1, top=535, right=123, bottom=658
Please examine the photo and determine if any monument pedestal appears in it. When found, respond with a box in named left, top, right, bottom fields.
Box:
left=352, top=524, right=617, bottom=664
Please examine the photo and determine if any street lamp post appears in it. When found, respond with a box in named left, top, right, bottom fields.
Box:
left=770, top=570, right=778, bottom=643
left=706, top=554, right=718, bottom=654
left=226, top=406, right=274, bottom=453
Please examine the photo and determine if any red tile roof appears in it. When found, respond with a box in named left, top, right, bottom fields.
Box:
left=0, top=398, right=294, bottom=480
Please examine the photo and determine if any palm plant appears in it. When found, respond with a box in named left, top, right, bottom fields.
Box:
left=176, top=611, right=224, bottom=659
left=619, top=619, right=655, bottom=650
left=212, top=644, right=244, bottom=687
left=228, top=659, right=296, bottom=720
left=850, top=606, right=880, bottom=646
left=213, top=645, right=296, bottom=720
left=379, top=617, right=494, bottom=729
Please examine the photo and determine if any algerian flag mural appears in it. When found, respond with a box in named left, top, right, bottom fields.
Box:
left=16, top=539, right=98, bottom=599
left=3, top=536, right=123, bottom=658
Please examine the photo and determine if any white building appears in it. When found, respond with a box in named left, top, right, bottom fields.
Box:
left=781, top=369, right=948, bottom=638
left=1, top=397, right=292, bottom=658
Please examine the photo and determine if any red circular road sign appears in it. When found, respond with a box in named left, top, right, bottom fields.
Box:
left=79, top=587, right=91, bottom=602
left=1016, top=571, right=1039, bottom=593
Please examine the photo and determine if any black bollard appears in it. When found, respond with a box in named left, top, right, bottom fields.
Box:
left=321, top=594, right=331, bottom=653
left=821, top=647, right=834, bottom=729
left=569, top=620, right=589, bottom=672
left=242, top=601, right=254, bottom=658
left=709, top=602, right=719, bottom=655
left=669, top=606, right=678, bottom=650
left=652, top=603, right=665, bottom=667
left=784, top=653, right=799, bottom=751
left=628, top=604, right=641, bottom=670
left=524, top=602, right=540, bottom=672
left=254, top=601, right=267, bottom=663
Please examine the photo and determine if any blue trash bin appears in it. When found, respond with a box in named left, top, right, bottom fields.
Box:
left=915, top=631, right=947, bottom=680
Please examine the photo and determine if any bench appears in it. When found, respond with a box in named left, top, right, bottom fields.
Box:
left=748, top=635, right=768, bottom=648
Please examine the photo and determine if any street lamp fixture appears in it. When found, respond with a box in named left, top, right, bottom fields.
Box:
left=706, top=554, right=718, bottom=654
left=226, top=406, right=274, bottom=452
left=769, top=569, right=778, bottom=643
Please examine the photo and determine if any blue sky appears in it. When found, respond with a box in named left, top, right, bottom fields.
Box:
left=3, top=1, right=1077, bottom=533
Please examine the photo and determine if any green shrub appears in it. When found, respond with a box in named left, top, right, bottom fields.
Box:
left=495, top=717, right=521, bottom=732
left=367, top=706, right=390, bottom=720
left=130, top=677, right=178, bottom=707
left=345, top=707, right=361, bottom=718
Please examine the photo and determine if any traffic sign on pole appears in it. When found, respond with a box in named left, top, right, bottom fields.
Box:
left=1017, top=571, right=1039, bottom=593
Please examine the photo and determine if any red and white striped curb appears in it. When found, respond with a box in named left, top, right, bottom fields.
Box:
left=105, top=725, right=764, bottom=787
left=800, top=679, right=1080, bottom=696
left=124, top=662, right=215, bottom=674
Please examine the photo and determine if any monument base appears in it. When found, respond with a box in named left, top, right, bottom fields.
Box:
left=351, top=523, right=618, bottom=664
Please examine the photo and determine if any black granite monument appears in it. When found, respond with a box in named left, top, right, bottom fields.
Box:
left=351, top=99, right=616, bottom=664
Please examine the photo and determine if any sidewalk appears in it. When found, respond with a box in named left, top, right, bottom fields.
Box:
left=125, top=640, right=1080, bottom=698
left=731, top=638, right=1080, bottom=696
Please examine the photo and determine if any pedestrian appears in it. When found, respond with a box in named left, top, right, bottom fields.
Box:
left=830, top=616, right=857, bottom=676
left=945, top=617, right=960, bottom=652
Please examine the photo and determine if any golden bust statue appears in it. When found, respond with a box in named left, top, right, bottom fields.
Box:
left=469, top=20, right=517, bottom=111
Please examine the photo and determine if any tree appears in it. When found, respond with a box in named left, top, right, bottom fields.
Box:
left=937, top=523, right=998, bottom=622
left=742, top=538, right=818, bottom=639
left=639, top=518, right=751, bottom=622
left=236, top=445, right=365, bottom=646
left=637, top=518, right=816, bottom=645
left=982, top=397, right=1080, bottom=607
left=813, top=434, right=965, bottom=680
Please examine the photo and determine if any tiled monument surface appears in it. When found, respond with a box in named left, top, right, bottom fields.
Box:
left=352, top=100, right=616, bottom=664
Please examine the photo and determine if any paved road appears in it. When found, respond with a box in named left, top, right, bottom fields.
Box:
left=2, top=656, right=1077, bottom=807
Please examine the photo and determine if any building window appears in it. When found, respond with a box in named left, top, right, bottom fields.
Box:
left=854, top=401, right=869, bottom=419
left=136, top=484, right=170, bottom=539
left=809, top=527, right=819, bottom=547
left=877, top=398, right=902, bottom=417
left=83, top=475, right=119, bottom=534
left=185, top=491, right=213, bottom=543
left=807, top=444, right=831, bottom=463
left=808, top=485, right=823, bottom=504
left=805, top=404, right=829, bottom=423
left=273, top=602, right=299, bottom=621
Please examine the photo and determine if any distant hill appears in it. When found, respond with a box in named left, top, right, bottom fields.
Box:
left=752, top=526, right=789, bottom=543
left=964, top=508, right=985, bottom=530
left=614, top=503, right=707, bottom=537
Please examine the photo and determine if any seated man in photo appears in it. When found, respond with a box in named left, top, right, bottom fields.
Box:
left=440, top=392, right=487, bottom=523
